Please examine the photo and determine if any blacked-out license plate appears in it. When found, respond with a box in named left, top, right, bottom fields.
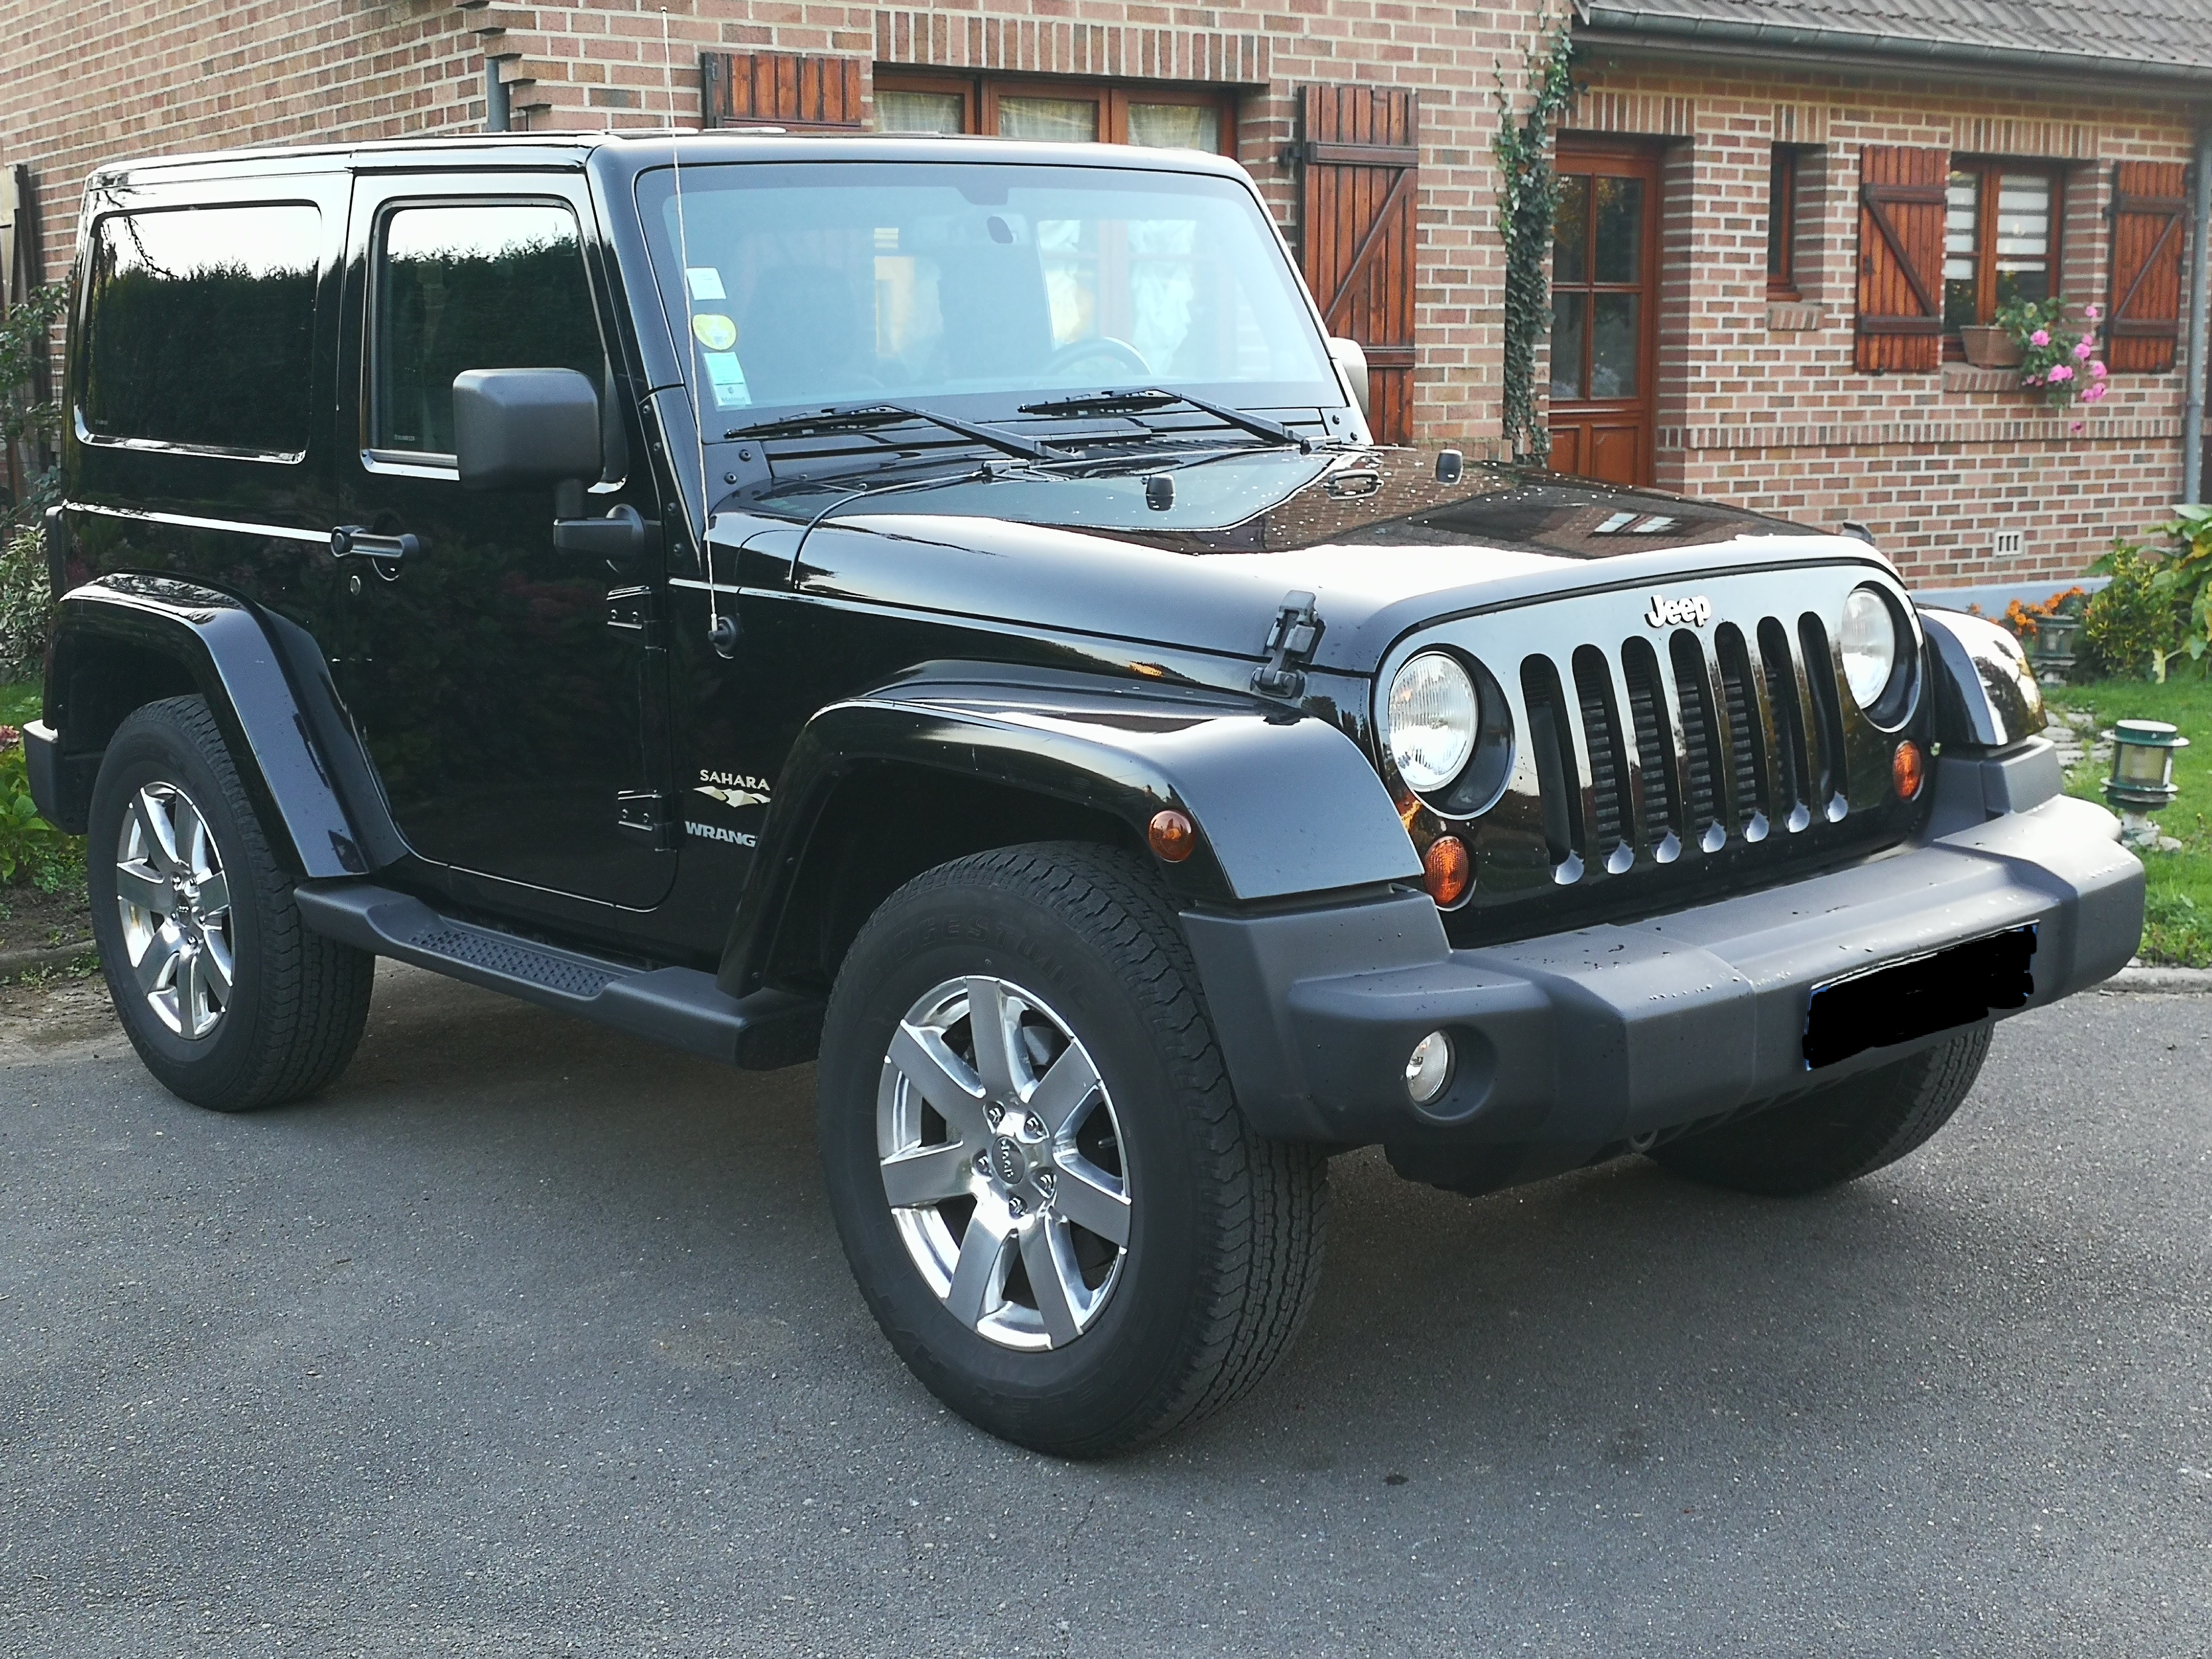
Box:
left=1802, top=925, right=2038, bottom=1069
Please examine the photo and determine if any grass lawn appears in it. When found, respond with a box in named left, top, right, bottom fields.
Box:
left=2044, top=677, right=2212, bottom=966
left=0, top=679, right=37, bottom=726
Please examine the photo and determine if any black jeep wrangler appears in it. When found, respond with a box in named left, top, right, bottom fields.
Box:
left=25, top=132, right=2142, bottom=1455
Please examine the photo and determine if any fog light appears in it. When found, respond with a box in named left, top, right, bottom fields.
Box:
left=1892, top=739, right=1924, bottom=800
left=1405, top=1031, right=1453, bottom=1105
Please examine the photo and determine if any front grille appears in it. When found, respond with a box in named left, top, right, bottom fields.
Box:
left=1388, top=564, right=1930, bottom=943
left=1534, top=614, right=1850, bottom=871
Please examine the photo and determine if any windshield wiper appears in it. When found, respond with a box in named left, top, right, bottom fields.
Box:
left=725, top=401, right=1060, bottom=462
left=1017, top=387, right=1313, bottom=451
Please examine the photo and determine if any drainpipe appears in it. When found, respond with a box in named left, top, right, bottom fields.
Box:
left=484, top=58, right=511, bottom=134
left=2186, top=123, right=2211, bottom=507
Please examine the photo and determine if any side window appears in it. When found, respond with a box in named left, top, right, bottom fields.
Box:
left=372, top=201, right=603, bottom=458
left=79, top=202, right=321, bottom=457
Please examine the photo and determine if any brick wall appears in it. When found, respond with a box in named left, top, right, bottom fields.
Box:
left=1568, top=52, right=2200, bottom=587
left=0, top=0, right=1555, bottom=457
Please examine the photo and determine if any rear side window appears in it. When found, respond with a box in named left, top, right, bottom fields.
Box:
left=372, top=202, right=604, bottom=457
left=77, top=202, right=321, bottom=458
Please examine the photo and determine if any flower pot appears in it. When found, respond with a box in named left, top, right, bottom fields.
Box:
left=1959, top=326, right=2024, bottom=368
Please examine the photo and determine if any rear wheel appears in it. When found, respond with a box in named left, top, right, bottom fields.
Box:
left=87, top=696, right=375, bottom=1111
left=1646, top=1025, right=1991, bottom=1196
left=817, top=843, right=1327, bottom=1456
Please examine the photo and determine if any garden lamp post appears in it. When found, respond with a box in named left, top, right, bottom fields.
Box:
left=2103, top=719, right=2188, bottom=849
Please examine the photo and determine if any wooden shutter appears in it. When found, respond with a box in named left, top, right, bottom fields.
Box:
left=1296, top=86, right=1418, bottom=443
left=698, top=51, right=863, bottom=132
left=1854, top=145, right=1948, bottom=372
left=2108, top=161, right=2187, bottom=373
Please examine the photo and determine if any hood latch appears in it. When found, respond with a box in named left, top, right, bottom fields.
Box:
left=1253, top=590, right=1323, bottom=700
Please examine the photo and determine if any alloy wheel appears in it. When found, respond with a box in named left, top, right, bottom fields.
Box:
left=113, top=781, right=234, bottom=1040
left=876, top=974, right=1131, bottom=1351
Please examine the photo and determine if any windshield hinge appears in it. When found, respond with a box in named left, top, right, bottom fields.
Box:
left=617, top=790, right=680, bottom=851
left=1253, top=590, right=1324, bottom=700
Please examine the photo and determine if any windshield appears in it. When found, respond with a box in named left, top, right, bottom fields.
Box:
left=635, top=161, right=1340, bottom=421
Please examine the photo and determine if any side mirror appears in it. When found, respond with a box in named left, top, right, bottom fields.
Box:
left=452, top=367, right=603, bottom=492
left=453, top=366, right=657, bottom=564
left=1327, top=336, right=1371, bottom=424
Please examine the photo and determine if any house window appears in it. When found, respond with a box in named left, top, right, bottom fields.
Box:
left=1942, top=161, right=2060, bottom=332
left=1766, top=146, right=1800, bottom=298
left=874, top=72, right=1235, bottom=154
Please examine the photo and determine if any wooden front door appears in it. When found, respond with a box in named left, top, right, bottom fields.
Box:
left=1548, top=142, right=1659, bottom=486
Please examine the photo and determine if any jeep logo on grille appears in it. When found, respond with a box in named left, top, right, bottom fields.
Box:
left=1645, top=593, right=1714, bottom=629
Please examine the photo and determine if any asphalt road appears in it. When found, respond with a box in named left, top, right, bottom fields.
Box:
left=2, top=962, right=2207, bottom=1658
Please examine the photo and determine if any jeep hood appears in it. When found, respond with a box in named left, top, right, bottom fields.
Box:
left=721, top=447, right=1879, bottom=676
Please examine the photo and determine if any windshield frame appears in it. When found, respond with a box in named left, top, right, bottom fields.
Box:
left=625, top=149, right=1351, bottom=436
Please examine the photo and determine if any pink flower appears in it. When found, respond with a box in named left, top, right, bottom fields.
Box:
left=2090, top=360, right=2108, bottom=380
left=2048, top=362, right=2074, bottom=382
left=0, top=725, right=18, bottom=750
left=2071, top=420, right=2085, bottom=434
left=2083, top=381, right=2109, bottom=402
left=2073, top=338, right=2094, bottom=359
left=2031, top=328, right=2051, bottom=347
left=2085, top=303, right=2102, bottom=321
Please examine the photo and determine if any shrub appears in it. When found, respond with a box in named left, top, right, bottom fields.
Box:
left=2082, top=540, right=2190, bottom=681
left=0, top=727, right=77, bottom=889
left=0, top=525, right=51, bottom=681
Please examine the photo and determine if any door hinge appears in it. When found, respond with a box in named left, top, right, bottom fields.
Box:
left=1252, top=590, right=1324, bottom=700
left=617, top=790, right=680, bottom=851
left=607, top=584, right=664, bottom=649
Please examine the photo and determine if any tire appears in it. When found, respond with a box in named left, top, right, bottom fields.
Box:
left=86, top=695, right=375, bottom=1112
left=817, top=842, right=1327, bottom=1457
left=1646, top=1024, right=1992, bottom=1197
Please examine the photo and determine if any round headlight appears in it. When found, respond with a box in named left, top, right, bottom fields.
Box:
left=1839, top=586, right=1901, bottom=711
left=1388, top=652, right=1478, bottom=794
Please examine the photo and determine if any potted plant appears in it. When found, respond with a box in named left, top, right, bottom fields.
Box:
left=1994, top=297, right=2111, bottom=409
left=1958, top=324, right=2022, bottom=368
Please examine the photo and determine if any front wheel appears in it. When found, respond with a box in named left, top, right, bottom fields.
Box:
left=817, top=843, right=1326, bottom=1457
left=1646, top=1025, right=1992, bottom=1196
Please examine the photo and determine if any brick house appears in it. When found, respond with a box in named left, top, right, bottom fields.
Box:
left=1565, top=0, right=2212, bottom=596
left=0, top=0, right=2205, bottom=595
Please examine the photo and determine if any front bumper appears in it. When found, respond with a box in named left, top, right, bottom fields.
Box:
left=1182, top=745, right=2142, bottom=1178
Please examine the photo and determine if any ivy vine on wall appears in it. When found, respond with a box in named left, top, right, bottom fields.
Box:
left=1495, top=20, right=1575, bottom=464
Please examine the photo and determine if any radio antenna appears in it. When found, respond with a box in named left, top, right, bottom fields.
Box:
left=662, top=6, right=728, bottom=650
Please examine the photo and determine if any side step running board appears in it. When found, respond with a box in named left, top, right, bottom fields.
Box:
left=293, top=881, right=821, bottom=1070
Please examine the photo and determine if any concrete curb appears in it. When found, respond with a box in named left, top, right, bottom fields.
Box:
left=2101, top=964, right=2212, bottom=995
left=0, top=939, right=98, bottom=981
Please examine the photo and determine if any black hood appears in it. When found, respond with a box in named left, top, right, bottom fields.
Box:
left=720, top=446, right=1880, bottom=676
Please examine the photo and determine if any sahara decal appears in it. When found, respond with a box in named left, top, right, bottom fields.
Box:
left=695, top=768, right=773, bottom=809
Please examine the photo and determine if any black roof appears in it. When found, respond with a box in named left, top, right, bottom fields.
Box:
left=1574, top=0, right=2212, bottom=84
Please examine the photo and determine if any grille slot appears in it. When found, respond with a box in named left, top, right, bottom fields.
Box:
left=1622, top=638, right=1675, bottom=850
left=1758, top=617, right=1810, bottom=828
left=1670, top=629, right=1723, bottom=842
left=1798, top=613, right=1850, bottom=813
left=1573, top=645, right=1631, bottom=856
left=1521, top=654, right=1583, bottom=868
left=1715, top=624, right=1766, bottom=832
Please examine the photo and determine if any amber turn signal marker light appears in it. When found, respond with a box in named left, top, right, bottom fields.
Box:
left=1423, top=835, right=1471, bottom=906
left=1148, top=808, right=1197, bottom=862
left=1893, top=739, right=1925, bottom=800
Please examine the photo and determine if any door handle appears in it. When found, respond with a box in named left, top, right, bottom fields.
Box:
left=330, top=525, right=420, bottom=562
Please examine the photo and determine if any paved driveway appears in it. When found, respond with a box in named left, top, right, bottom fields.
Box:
left=2, top=964, right=2206, bottom=1657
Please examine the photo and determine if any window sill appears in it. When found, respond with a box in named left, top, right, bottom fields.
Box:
left=1941, top=363, right=2024, bottom=394
left=1766, top=302, right=1823, bottom=332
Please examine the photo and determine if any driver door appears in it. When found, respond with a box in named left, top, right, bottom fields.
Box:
left=333, top=174, right=675, bottom=911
